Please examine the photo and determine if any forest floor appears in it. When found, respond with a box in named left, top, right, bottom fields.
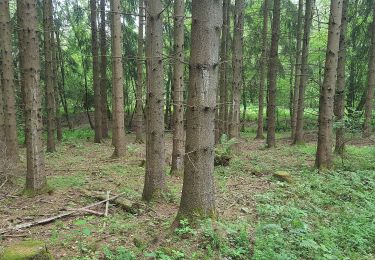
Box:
left=0, top=128, right=375, bottom=259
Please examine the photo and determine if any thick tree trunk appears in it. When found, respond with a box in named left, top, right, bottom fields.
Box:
left=110, top=0, right=126, bottom=157
left=43, top=0, right=56, bottom=153
left=334, top=0, right=348, bottom=154
left=293, top=0, right=314, bottom=144
left=218, top=0, right=230, bottom=141
left=229, top=0, right=245, bottom=143
left=0, top=0, right=19, bottom=160
left=99, top=0, right=109, bottom=138
left=135, top=0, right=145, bottom=143
left=142, top=0, right=166, bottom=202
left=170, top=0, right=185, bottom=175
left=363, top=5, right=375, bottom=138
left=266, top=0, right=281, bottom=148
left=290, top=0, right=303, bottom=139
left=91, top=0, right=102, bottom=143
left=18, top=0, right=47, bottom=192
left=176, top=0, right=222, bottom=221
left=256, top=0, right=269, bottom=140
left=315, top=0, right=343, bottom=169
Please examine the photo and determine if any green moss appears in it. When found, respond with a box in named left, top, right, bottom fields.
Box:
left=22, top=185, right=54, bottom=198
left=1, top=240, right=54, bottom=260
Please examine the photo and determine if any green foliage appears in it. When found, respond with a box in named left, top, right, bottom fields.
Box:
left=102, top=246, right=136, bottom=260
left=175, top=219, right=197, bottom=237
left=215, top=134, right=238, bottom=158
left=49, top=173, right=87, bottom=189
left=254, top=168, right=375, bottom=259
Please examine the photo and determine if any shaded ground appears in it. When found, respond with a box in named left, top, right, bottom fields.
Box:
left=0, top=129, right=374, bottom=259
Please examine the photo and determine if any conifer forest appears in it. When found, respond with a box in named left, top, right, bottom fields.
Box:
left=1, top=0, right=375, bottom=259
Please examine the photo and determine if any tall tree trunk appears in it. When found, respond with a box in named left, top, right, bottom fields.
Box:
left=135, top=0, right=145, bottom=143
left=256, top=0, right=269, bottom=140
left=218, top=0, right=230, bottom=141
left=43, top=0, right=56, bottom=153
left=18, top=0, right=47, bottom=192
left=0, top=79, right=5, bottom=144
left=266, top=0, right=281, bottom=148
left=293, top=0, right=314, bottom=144
left=171, top=0, right=185, bottom=175
left=0, top=0, right=19, bottom=160
left=290, top=0, right=303, bottom=139
left=142, top=0, right=166, bottom=202
left=229, top=0, right=245, bottom=143
left=315, top=0, right=343, bottom=169
left=91, top=0, right=102, bottom=143
left=110, top=0, right=126, bottom=157
left=334, top=0, right=348, bottom=154
left=176, top=0, right=222, bottom=222
left=363, top=4, right=375, bottom=138
left=99, top=0, right=109, bottom=138
left=52, top=28, right=62, bottom=142
left=56, top=30, right=73, bottom=130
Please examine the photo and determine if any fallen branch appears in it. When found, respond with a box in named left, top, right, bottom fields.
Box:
left=0, top=176, right=8, bottom=190
left=0, top=192, right=126, bottom=235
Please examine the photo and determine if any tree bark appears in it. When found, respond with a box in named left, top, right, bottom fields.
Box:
left=99, top=0, right=109, bottom=138
left=363, top=4, right=375, bottom=138
left=91, top=0, right=102, bottom=143
left=266, top=0, right=281, bottom=148
left=290, top=0, right=303, bottom=139
left=176, top=0, right=222, bottom=221
left=315, top=0, right=343, bottom=169
left=43, top=0, right=56, bottom=153
left=170, top=0, right=185, bottom=175
left=218, top=0, right=230, bottom=141
left=18, top=0, right=48, bottom=192
left=0, top=0, right=19, bottom=160
left=294, top=0, right=314, bottom=144
left=142, top=0, right=166, bottom=202
left=0, top=77, right=4, bottom=144
left=229, top=0, right=245, bottom=143
left=51, top=28, right=62, bottom=142
left=256, top=0, right=269, bottom=140
left=135, top=0, right=145, bottom=143
left=110, top=0, right=126, bottom=157
left=334, top=0, right=348, bottom=154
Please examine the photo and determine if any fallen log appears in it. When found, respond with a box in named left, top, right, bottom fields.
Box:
left=0, top=192, right=126, bottom=235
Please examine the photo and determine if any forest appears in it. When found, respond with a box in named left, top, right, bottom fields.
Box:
left=0, top=0, right=374, bottom=259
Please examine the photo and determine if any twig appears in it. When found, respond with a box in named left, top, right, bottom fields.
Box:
left=0, top=177, right=8, bottom=190
left=0, top=192, right=126, bottom=234
left=67, top=208, right=104, bottom=216
left=105, top=191, right=110, bottom=217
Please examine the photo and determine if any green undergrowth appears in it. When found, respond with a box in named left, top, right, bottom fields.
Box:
left=253, top=145, right=375, bottom=259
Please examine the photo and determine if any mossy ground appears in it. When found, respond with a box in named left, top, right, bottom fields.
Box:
left=1, top=240, right=53, bottom=260
left=1, top=127, right=374, bottom=259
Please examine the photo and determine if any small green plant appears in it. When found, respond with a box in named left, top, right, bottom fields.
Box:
left=215, top=134, right=237, bottom=166
left=102, top=246, right=136, bottom=260
left=175, top=219, right=197, bottom=237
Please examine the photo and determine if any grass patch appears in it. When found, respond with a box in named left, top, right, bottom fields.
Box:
left=49, top=173, right=87, bottom=189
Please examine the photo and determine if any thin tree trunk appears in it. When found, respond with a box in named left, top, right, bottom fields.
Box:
left=99, top=0, right=109, bottom=138
left=315, top=0, right=343, bottom=169
left=363, top=4, right=375, bottom=138
left=171, top=0, right=185, bottom=175
left=135, top=0, right=145, bottom=143
left=0, top=0, right=19, bottom=160
left=176, top=0, right=222, bottom=222
left=18, top=0, right=48, bottom=192
left=218, top=0, right=230, bottom=141
left=56, top=30, right=72, bottom=130
left=91, top=0, right=102, bottom=143
left=294, top=0, right=314, bottom=144
left=142, top=0, right=166, bottom=202
left=334, top=0, right=348, bottom=154
left=266, top=0, right=281, bottom=148
left=229, top=0, right=245, bottom=144
left=110, top=0, right=126, bottom=157
left=291, top=0, right=303, bottom=139
left=0, top=78, right=5, bottom=144
left=43, top=0, right=56, bottom=153
left=52, top=28, right=62, bottom=142
left=256, top=0, right=269, bottom=140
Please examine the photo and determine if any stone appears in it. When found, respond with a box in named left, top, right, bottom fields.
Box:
left=273, top=171, right=293, bottom=183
